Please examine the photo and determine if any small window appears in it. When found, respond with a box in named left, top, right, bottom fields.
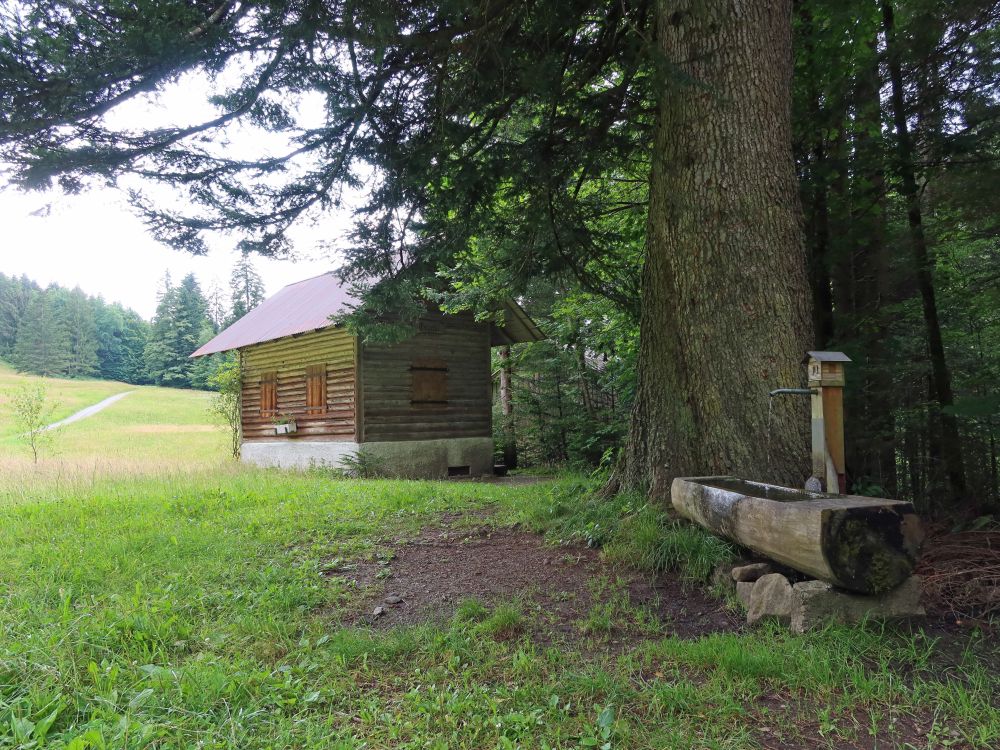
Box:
left=306, top=364, right=327, bottom=415
left=411, top=358, right=448, bottom=405
left=260, top=372, right=277, bottom=416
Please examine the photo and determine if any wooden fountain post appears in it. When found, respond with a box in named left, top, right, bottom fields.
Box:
left=805, top=351, right=851, bottom=494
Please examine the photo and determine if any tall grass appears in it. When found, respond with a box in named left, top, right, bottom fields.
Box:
left=518, top=479, right=736, bottom=582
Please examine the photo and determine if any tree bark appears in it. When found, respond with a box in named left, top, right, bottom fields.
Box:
left=881, top=0, right=967, bottom=507
left=498, top=345, right=517, bottom=469
left=622, top=0, right=812, bottom=499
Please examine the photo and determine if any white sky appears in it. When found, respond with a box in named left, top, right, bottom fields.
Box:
left=0, top=63, right=360, bottom=320
left=0, top=186, right=350, bottom=319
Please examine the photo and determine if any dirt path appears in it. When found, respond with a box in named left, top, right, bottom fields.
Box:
left=330, top=511, right=741, bottom=646
left=40, top=391, right=135, bottom=432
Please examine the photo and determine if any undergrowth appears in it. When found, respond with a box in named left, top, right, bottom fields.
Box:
left=518, top=478, right=736, bottom=582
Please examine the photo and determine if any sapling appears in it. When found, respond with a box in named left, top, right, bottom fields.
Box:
left=9, top=383, right=59, bottom=463
left=208, top=355, right=242, bottom=459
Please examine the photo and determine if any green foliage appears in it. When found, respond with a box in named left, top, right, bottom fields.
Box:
left=1, top=0, right=999, bottom=516
left=335, top=449, right=392, bottom=479
left=144, top=273, right=214, bottom=389
left=603, top=509, right=736, bottom=583
left=208, top=354, right=241, bottom=459
left=7, top=382, right=59, bottom=463
left=12, top=292, right=72, bottom=376
left=475, top=603, right=526, bottom=640
left=793, top=0, right=1000, bottom=514
left=1, top=272, right=149, bottom=383
left=227, top=255, right=265, bottom=326
left=519, top=481, right=735, bottom=583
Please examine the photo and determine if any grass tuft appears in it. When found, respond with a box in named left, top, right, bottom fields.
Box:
left=454, top=597, right=490, bottom=623
left=476, top=603, right=525, bottom=640
left=519, top=483, right=735, bottom=582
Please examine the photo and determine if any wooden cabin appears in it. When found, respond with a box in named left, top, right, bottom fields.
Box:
left=191, top=273, right=543, bottom=477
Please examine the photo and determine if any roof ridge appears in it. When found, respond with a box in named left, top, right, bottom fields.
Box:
left=281, top=270, right=338, bottom=288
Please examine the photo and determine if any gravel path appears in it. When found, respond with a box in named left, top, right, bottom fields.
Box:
left=40, top=391, right=135, bottom=431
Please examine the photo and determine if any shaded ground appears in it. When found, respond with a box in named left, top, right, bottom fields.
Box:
left=322, top=511, right=997, bottom=748
left=328, top=510, right=740, bottom=645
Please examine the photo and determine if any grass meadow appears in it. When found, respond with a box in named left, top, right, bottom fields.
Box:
left=0, top=365, right=997, bottom=748
left=0, top=362, right=228, bottom=487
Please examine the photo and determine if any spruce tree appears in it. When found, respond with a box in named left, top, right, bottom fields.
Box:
left=144, top=273, right=212, bottom=387
left=60, top=288, right=100, bottom=378
left=227, top=256, right=265, bottom=325
left=0, top=274, right=38, bottom=358
left=12, top=293, right=72, bottom=376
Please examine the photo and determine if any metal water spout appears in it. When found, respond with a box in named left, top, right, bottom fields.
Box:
left=769, top=351, right=852, bottom=494
left=769, top=387, right=815, bottom=397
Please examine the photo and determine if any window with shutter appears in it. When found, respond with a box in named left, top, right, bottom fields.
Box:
left=411, top=358, right=448, bottom=405
left=306, top=364, right=327, bottom=415
left=260, top=372, right=277, bottom=416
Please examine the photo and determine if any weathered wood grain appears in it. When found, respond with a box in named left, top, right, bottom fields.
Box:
left=671, top=476, right=924, bottom=594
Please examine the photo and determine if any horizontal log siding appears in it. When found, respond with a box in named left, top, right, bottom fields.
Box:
left=241, top=328, right=357, bottom=442
left=361, top=314, right=492, bottom=442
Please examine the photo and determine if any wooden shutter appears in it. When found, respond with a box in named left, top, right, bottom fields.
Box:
left=260, top=372, right=277, bottom=416
left=306, top=364, right=327, bottom=415
left=411, top=358, right=448, bottom=405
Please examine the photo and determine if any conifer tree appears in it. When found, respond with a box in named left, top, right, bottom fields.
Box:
left=144, top=273, right=212, bottom=387
left=12, top=293, right=72, bottom=376
left=228, top=256, right=265, bottom=325
left=60, top=288, right=100, bottom=377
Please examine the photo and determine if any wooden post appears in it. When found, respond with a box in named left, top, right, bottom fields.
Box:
left=805, top=351, right=850, bottom=493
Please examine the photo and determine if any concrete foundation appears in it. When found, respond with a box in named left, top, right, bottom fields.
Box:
left=241, top=437, right=494, bottom=478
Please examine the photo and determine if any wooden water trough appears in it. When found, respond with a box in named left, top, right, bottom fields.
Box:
left=671, top=476, right=924, bottom=594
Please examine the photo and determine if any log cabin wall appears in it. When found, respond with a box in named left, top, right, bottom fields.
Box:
left=360, top=313, right=492, bottom=442
left=241, top=327, right=357, bottom=442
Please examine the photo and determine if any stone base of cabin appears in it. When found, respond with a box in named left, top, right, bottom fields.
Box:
left=241, top=437, right=494, bottom=478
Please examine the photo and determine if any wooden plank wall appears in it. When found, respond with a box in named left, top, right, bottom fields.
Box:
left=361, top=313, right=492, bottom=442
left=241, top=327, right=357, bottom=442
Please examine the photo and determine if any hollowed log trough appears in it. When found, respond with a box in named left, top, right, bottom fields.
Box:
left=671, top=476, right=924, bottom=594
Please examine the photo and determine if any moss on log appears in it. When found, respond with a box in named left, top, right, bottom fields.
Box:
left=671, top=476, right=924, bottom=594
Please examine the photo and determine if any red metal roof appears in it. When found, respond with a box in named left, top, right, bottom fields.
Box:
left=191, top=272, right=356, bottom=357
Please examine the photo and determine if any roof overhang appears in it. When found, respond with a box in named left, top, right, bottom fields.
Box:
left=489, top=299, right=546, bottom=345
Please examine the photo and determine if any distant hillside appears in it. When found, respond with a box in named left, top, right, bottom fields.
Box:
left=0, top=362, right=226, bottom=473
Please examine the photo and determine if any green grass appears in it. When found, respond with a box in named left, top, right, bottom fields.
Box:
left=0, top=471, right=996, bottom=748
left=517, top=479, right=737, bottom=583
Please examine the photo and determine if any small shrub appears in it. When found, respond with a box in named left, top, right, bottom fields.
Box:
left=9, top=383, right=59, bottom=463
left=207, top=355, right=241, bottom=459
left=337, top=450, right=392, bottom=479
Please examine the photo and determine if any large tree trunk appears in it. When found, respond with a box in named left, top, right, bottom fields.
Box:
left=881, top=0, right=967, bottom=507
left=622, top=0, right=812, bottom=499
